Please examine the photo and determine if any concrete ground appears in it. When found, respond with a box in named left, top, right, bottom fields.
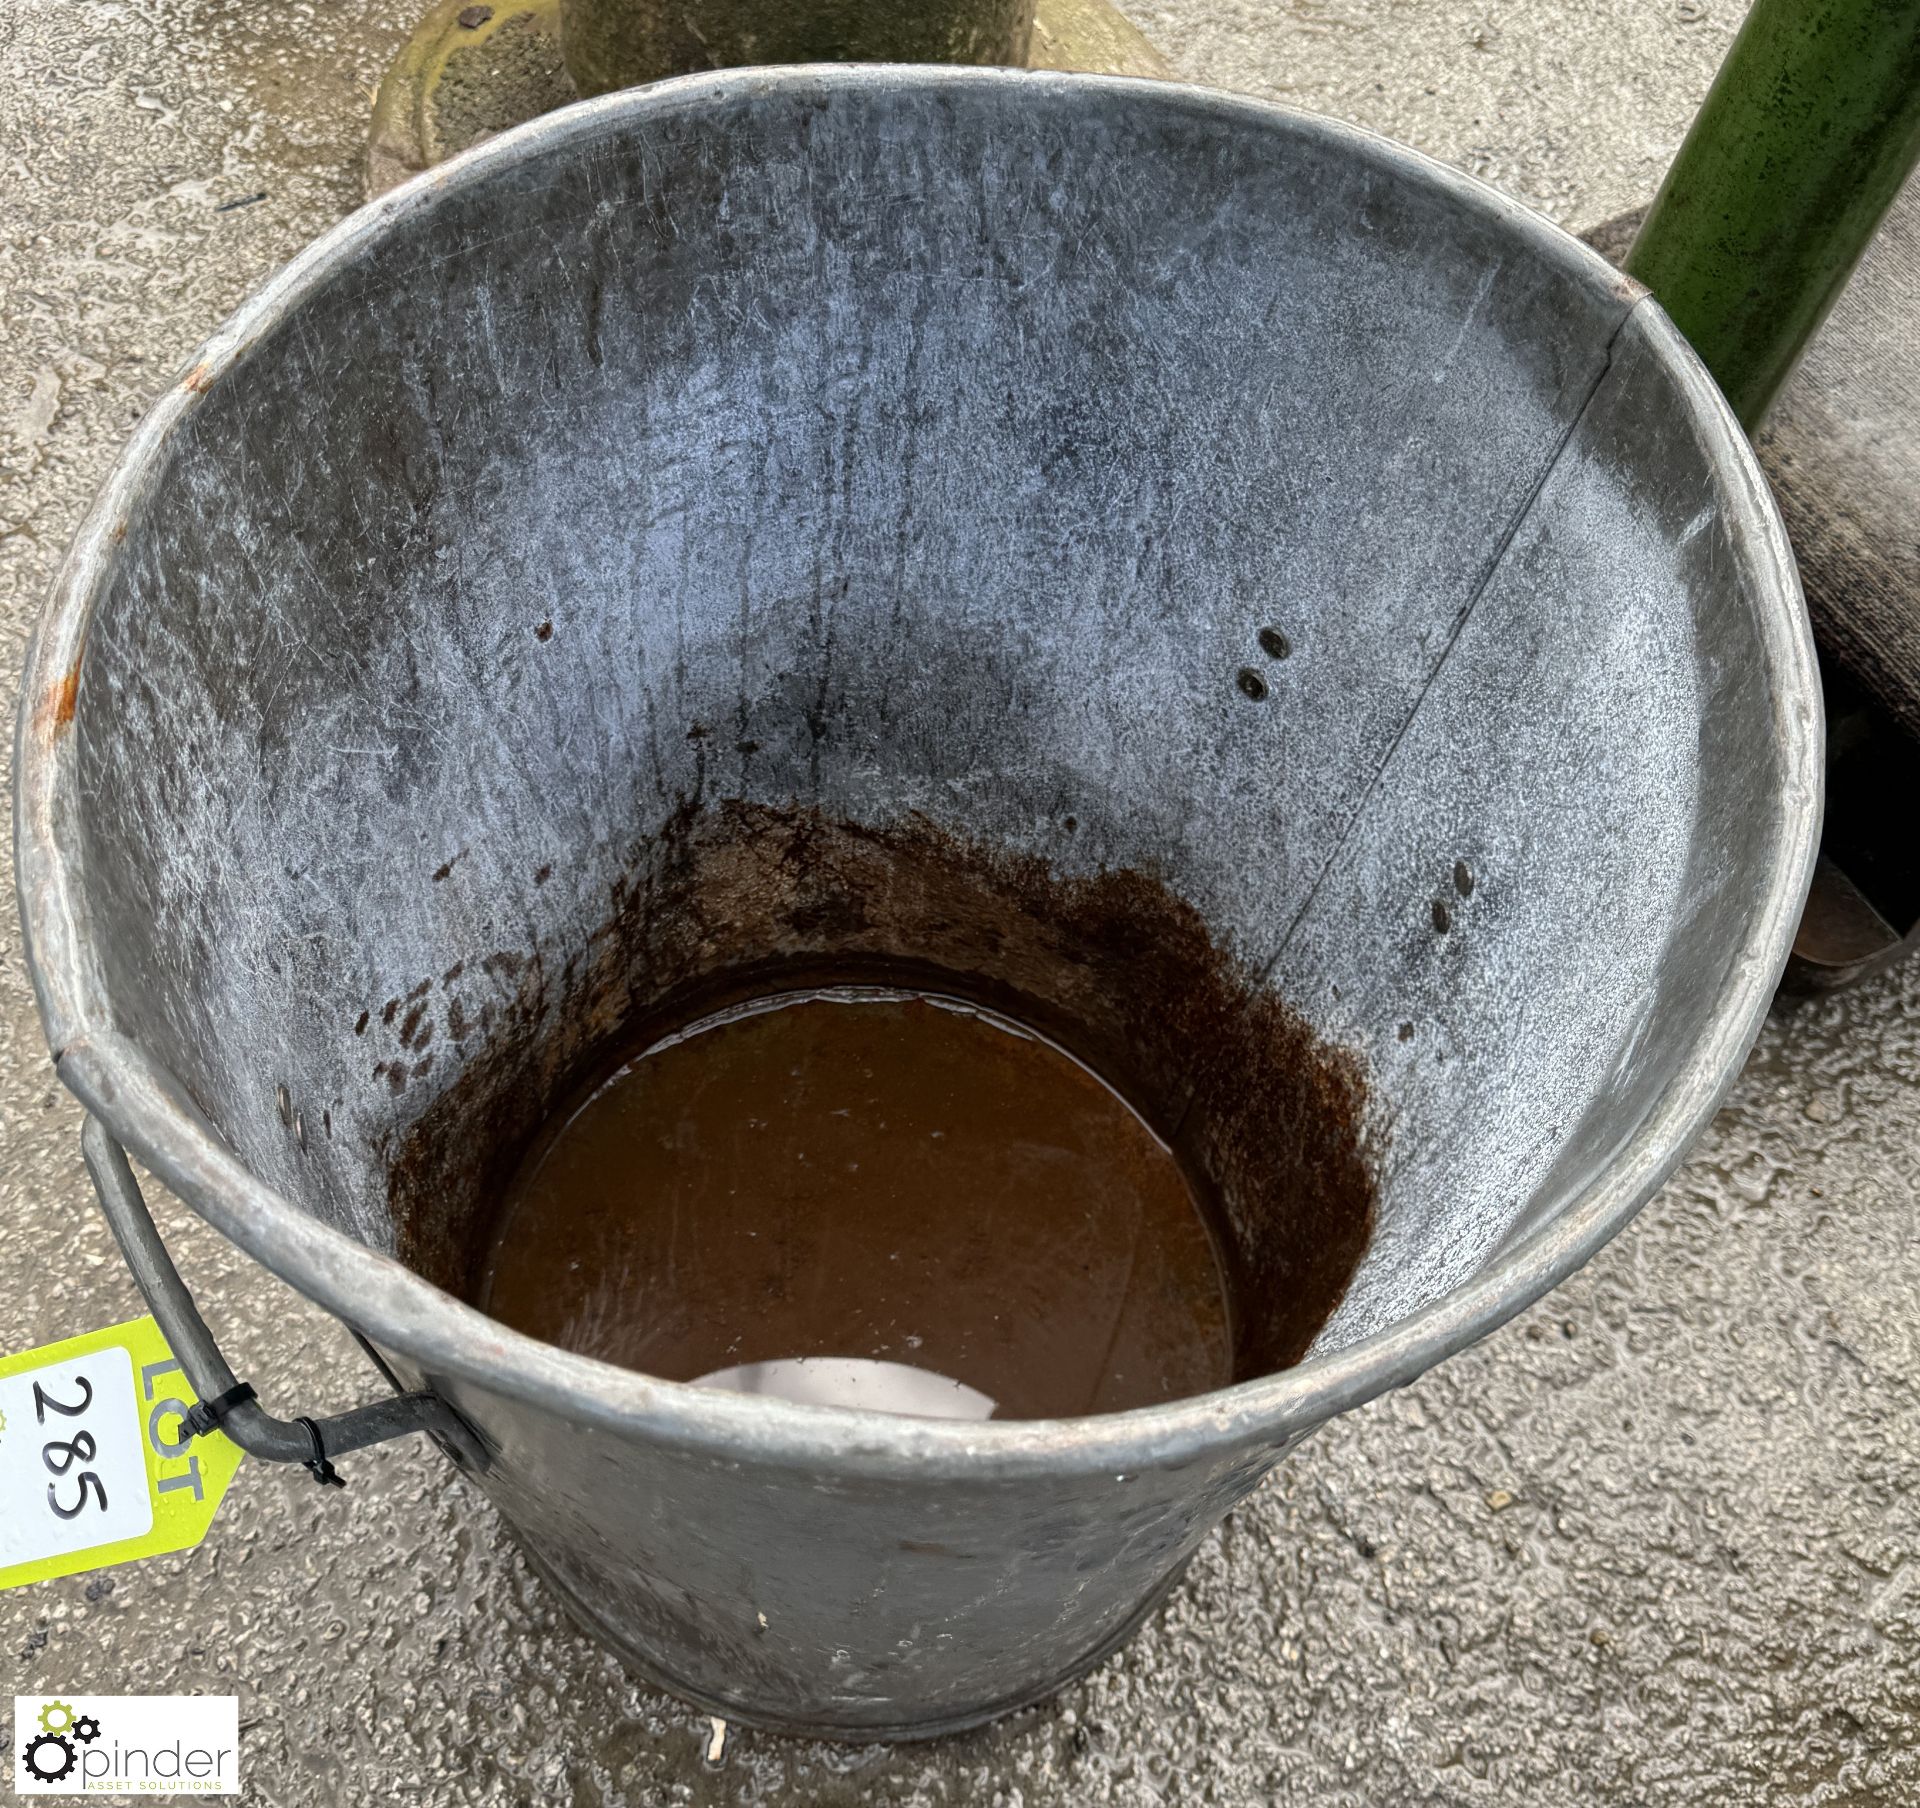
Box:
left=2, top=1, right=1914, bottom=1802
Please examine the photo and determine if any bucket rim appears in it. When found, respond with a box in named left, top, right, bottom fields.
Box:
left=13, top=63, right=1822, bottom=1479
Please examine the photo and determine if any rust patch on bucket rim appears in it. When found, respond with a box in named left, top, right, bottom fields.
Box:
left=34, top=666, right=82, bottom=742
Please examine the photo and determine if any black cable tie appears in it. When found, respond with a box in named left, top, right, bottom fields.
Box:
left=295, top=1416, right=345, bottom=1489
left=182, top=1381, right=256, bottom=1439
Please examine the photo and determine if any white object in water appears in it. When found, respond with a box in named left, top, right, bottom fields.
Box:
left=692, top=1357, right=996, bottom=1420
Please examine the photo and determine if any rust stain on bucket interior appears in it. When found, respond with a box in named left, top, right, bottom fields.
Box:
left=389, top=803, right=1376, bottom=1401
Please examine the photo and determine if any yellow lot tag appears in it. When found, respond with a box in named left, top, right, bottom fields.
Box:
left=0, top=1316, right=245, bottom=1591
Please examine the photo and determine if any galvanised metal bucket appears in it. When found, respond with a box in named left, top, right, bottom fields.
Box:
left=13, top=67, right=1819, bottom=1738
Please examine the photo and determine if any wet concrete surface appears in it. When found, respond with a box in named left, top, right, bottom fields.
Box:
left=1, top=1, right=1914, bottom=1801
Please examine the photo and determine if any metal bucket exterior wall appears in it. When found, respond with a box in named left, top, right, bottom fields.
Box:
left=13, top=70, right=1820, bottom=1739
left=403, top=1352, right=1291, bottom=1734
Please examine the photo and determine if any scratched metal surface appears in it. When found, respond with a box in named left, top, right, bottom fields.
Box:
left=57, top=74, right=1643, bottom=1253
left=0, top=0, right=1912, bottom=1801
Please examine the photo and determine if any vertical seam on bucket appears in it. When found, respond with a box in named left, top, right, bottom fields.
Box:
left=1252, top=301, right=1641, bottom=992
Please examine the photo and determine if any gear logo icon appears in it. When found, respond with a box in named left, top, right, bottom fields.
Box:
left=36, top=1702, right=75, bottom=1737
left=19, top=1703, right=104, bottom=1787
left=20, top=1731, right=76, bottom=1784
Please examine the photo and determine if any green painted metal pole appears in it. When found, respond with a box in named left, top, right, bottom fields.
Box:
left=1624, top=0, right=1920, bottom=429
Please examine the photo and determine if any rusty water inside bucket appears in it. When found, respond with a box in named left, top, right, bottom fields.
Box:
left=388, top=803, right=1376, bottom=1411
left=476, top=986, right=1239, bottom=1420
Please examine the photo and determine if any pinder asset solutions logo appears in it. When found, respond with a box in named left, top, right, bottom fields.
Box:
left=14, top=1697, right=239, bottom=1795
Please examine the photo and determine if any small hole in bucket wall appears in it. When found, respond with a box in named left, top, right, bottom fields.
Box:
left=1257, top=627, right=1291, bottom=660
left=1236, top=668, right=1269, bottom=702
left=1431, top=900, right=1451, bottom=934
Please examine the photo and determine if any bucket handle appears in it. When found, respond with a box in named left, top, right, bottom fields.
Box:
left=81, top=1115, right=487, bottom=1482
